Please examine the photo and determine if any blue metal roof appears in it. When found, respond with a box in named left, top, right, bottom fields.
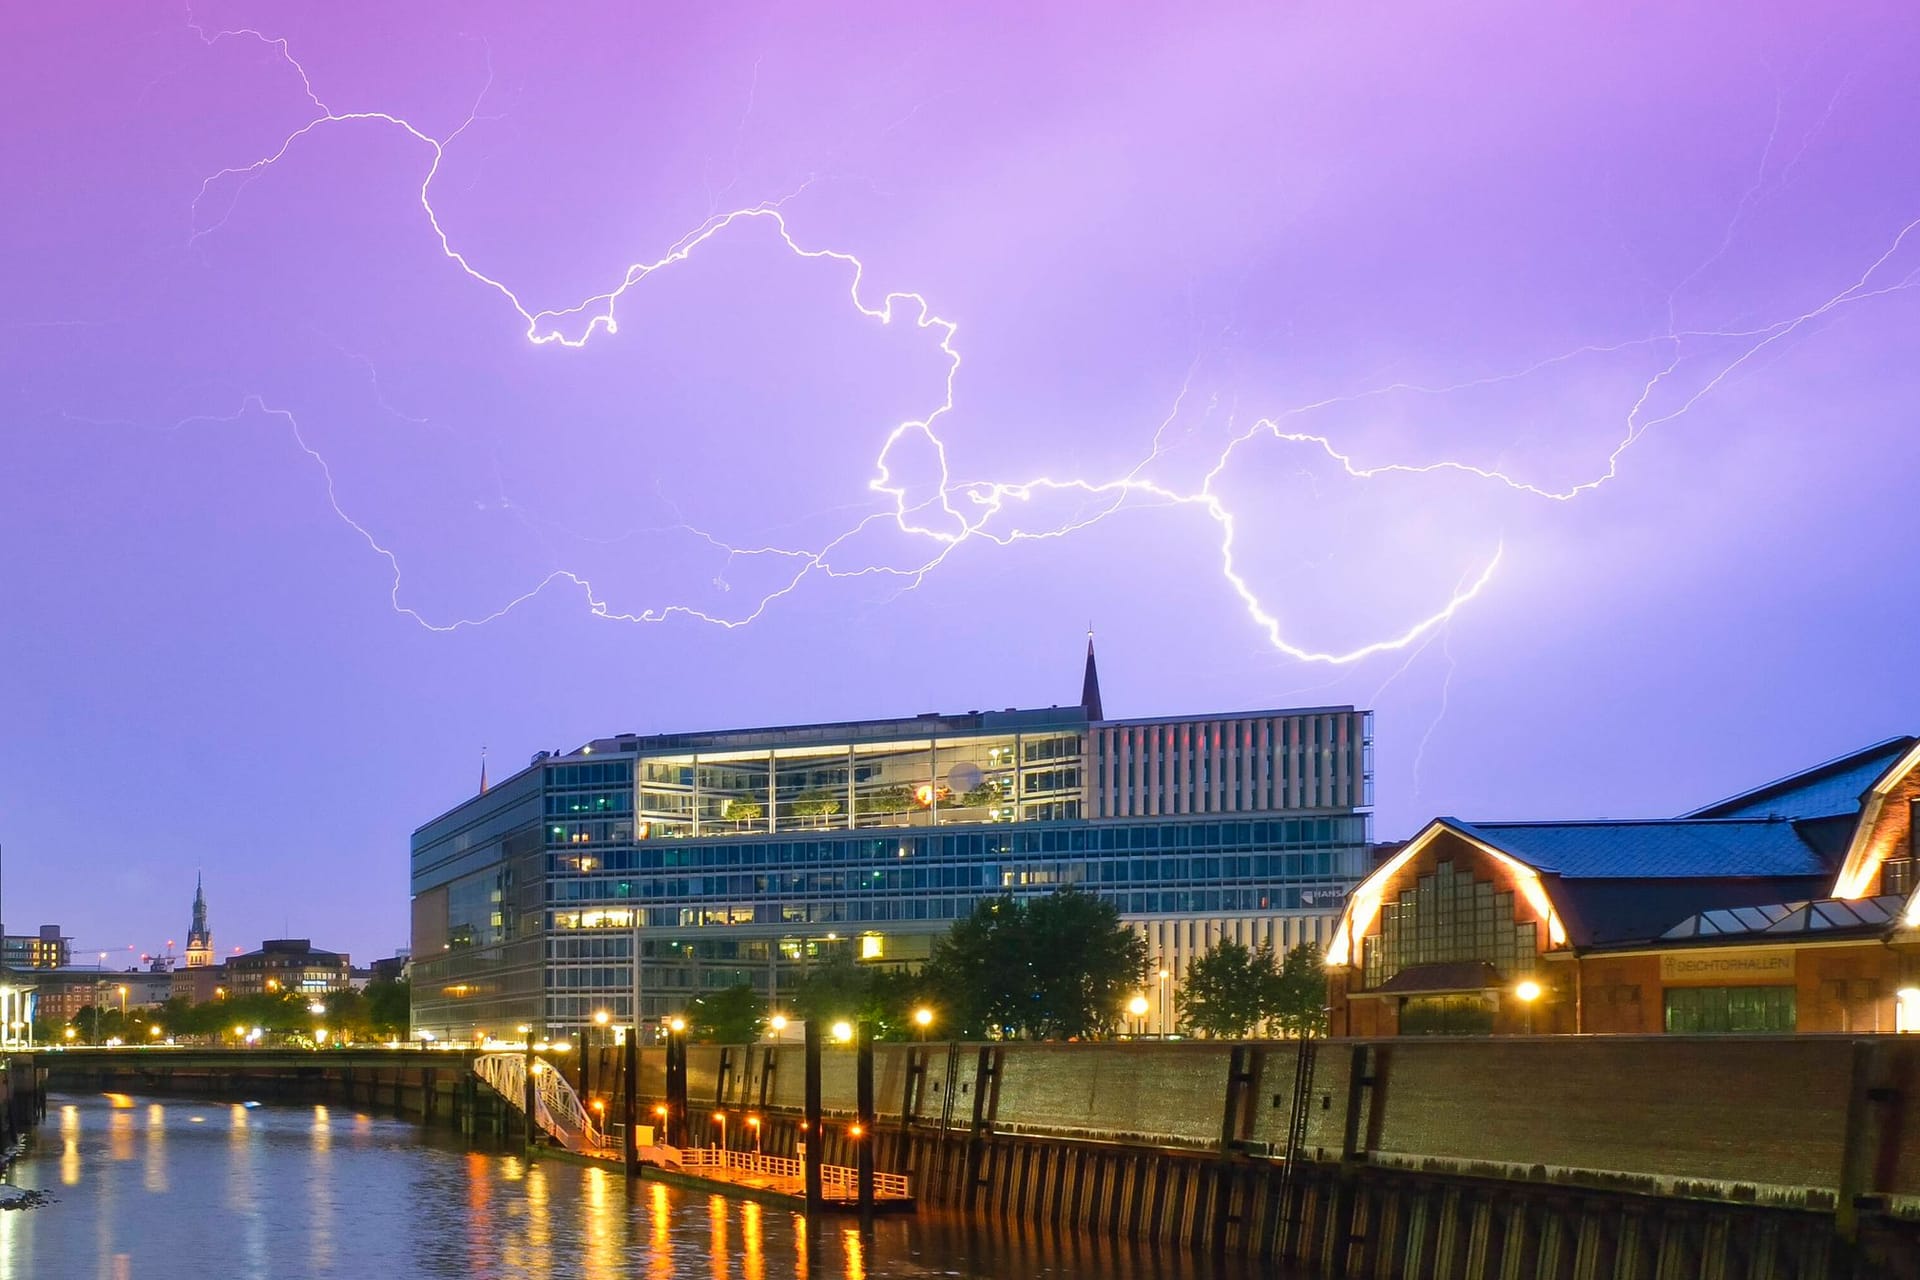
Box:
left=1683, top=737, right=1914, bottom=820
left=1445, top=818, right=1831, bottom=879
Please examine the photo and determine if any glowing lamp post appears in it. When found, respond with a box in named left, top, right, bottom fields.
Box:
left=831, top=1019, right=854, bottom=1044
left=912, top=1006, right=934, bottom=1040
left=1515, top=979, right=1543, bottom=1035
left=1899, top=987, right=1920, bottom=1034
left=1126, top=993, right=1150, bottom=1038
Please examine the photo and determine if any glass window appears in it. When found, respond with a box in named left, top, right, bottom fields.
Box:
left=1663, top=985, right=1796, bottom=1034
left=1360, top=860, right=1537, bottom=990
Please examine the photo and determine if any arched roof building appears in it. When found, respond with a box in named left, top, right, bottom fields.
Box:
left=1328, top=736, right=1920, bottom=1037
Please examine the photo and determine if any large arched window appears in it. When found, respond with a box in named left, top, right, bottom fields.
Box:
left=1360, top=860, right=1537, bottom=989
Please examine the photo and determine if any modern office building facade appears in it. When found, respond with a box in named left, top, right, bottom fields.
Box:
left=410, top=647, right=1374, bottom=1042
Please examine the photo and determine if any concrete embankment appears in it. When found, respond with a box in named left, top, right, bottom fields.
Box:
left=2, top=1055, right=49, bottom=1184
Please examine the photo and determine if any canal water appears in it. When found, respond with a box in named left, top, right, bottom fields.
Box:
left=1, top=1093, right=1267, bottom=1279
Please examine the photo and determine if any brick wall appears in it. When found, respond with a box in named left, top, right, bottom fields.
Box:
left=678, top=1035, right=1920, bottom=1207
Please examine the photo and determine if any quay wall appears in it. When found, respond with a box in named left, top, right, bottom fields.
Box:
left=42, top=1038, right=1920, bottom=1277
left=666, top=1036, right=1915, bottom=1209
left=40, top=1048, right=516, bottom=1140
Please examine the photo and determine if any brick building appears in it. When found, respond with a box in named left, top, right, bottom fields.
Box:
left=227, top=939, right=352, bottom=997
left=1328, top=736, right=1920, bottom=1036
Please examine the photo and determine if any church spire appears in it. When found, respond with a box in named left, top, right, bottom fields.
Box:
left=479, top=746, right=489, bottom=795
left=1080, top=628, right=1104, bottom=721
left=185, top=873, right=213, bottom=968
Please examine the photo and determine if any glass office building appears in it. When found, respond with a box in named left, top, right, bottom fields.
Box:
left=410, top=648, right=1375, bottom=1042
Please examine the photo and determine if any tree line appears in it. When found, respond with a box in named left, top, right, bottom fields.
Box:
left=65, top=979, right=412, bottom=1045
left=682, top=888, right=1326, bottom=1042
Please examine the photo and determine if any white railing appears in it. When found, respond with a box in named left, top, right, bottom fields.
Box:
left=675, top=1146, right=910, bottom=1199
left=472, top=1052, right=608, bottom=1154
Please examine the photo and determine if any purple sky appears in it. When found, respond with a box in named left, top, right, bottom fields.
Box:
left=4, top=4, right=1918, bottom=967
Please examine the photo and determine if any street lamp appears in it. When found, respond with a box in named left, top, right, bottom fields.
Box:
left=1127, top=993, right=1150, bottom=1037
left=830, top=1019, right=853, bottom=1044
left=768, top=1013, right=787, bottom=1036
left=1156, top=967, right=1171, bottom=1037
left=668, top=1016, right=686, bottom=1034
left=912, top=1006, right=934, bottom=1040
left=746, top=1114, right=762, bottom=1153
left=1514, top=979, right=1543, bottom=1035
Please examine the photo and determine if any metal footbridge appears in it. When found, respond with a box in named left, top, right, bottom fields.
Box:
left=469, top=1052, right=911, bottom=1207
left=472, top=1052, right=611, bottom=1155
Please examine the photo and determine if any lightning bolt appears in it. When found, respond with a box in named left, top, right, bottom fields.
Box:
left=181, top=19, right=1920, bottom=665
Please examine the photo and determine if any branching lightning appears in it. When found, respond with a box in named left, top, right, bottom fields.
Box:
left=182, top=18, right=1920, bottom=665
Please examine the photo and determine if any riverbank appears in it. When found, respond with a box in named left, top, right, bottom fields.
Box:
left=0, top=1055, right=47, bottom=1181
left=5, top=1092, right=1260, bottom=1278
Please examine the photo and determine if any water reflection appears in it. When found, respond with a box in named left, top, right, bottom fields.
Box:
left=2, top=1094, right=1270, bottom=1279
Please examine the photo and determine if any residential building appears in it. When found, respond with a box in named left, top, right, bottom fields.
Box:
left=228, top=939, right=352, bottom=996
left=1327, top=736, right=1920, bottom=1036
left=411, top=641, right=1375, bottom=1043
left=31, top=967, right=132, bottom=1030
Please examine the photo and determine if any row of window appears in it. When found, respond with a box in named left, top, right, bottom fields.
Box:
left=546, top=791, right=632, bottom=816
left=547, top=761, right=634, bottom=789
left=548, top=885, right=1339, bottom=933
left=546, top=819, right=1368, bottom=865
left=1115, top=748, right=1343, bottom=788
left=552, top=850, right=1355, bottom=896
left=546, top=856, right=1351, bottom=904
left=1663, top=985, right=1796, bottom=1034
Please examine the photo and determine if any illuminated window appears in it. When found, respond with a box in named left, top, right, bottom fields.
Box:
left=1360, top=860, right=1537, bottom=989
left=1663, top=986, right=1795, bottom=1034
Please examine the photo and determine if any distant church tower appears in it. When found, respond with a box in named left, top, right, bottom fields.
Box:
left=1080, top=631, right=1104, bottom=721
left=185, top=873, right=213, bottom=968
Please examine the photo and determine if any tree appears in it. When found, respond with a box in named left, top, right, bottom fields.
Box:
left=790, top=789, right=842, bottom=818
left=1181, top=939, right=1274, bottom=1038
left=920, top=888, right=1146, bottom=1039
left=1024, top=889, right=1147, bottom=1039
left=686, top=983, right=766, bottom=1043
left=919, top=896, right=1031, bottom=1038
left=318, top=987, right=373, bottom=1041
left=856, top=785, right=912, bottom=815
left=366, top=979, right=411, bottom=1036
left=1263, top=942, right=1329, bottom=1038
left=788, top=951, right=920, bottom=1038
